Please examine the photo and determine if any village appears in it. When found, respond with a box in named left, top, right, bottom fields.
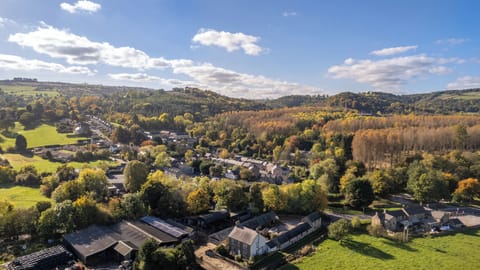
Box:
left=3, top=114, right=480, bottom=270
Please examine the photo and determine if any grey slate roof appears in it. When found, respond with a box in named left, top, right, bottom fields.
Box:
left=64, top=225, right=120, bottom=259
left=113, top=241, right=136, bottom=257
left=228, top=226, right=258, bottom=246
left=267, top=222, right=312, bottom=248
left=240, top=211, right=277, bottom=230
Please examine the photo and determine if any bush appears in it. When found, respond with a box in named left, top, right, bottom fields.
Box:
left=15, top=173, right=40, bottom=187
left=216, top=244, right=229, bottom=257
left=328, top=219, right=351, bottom=241
left=351, top=216, right=362, bottom=230
left=367, top=224, right=386, bottom=237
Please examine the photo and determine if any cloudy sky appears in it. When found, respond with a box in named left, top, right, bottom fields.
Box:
left=0, top=0, right=479, bottom=99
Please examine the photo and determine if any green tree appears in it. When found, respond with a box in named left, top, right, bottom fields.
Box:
left=15, top=134, right=27, bottom=152
left=407, top=168, right=449, bottom=203
left=249, top=183, right=265, bottom=213
left=77, top=168, right=108, bottom=201
left=344, top=178, right=375, bottom=209
left=124, top=160, right=149, bottom=192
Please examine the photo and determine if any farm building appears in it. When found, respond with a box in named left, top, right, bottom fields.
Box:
left=63, top=219, right=182, bottom=266
left=228, top=226, right=268, bottom=259
left=7, top=245, right=74, bottom=270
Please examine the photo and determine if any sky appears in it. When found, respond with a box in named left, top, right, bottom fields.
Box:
left=0, top=0, right=479, bottom=99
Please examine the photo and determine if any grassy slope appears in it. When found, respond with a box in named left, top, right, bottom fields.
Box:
left=0, top=122, right=86, bottom=149
left=283, top=229, right=480, bottom=270
left=0, top=185, right=50, bottom=208
left=0, top=84, right=59, bottom=97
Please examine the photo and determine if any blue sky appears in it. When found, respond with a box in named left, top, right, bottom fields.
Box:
left=0, top=0, right=479, bottom=98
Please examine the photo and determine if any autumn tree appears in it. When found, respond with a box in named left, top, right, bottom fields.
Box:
left=77, top=168, right=108, bottom=201
left=453, top=178, right=480, bottom=202
left=186, top=188, right=211, bottom=214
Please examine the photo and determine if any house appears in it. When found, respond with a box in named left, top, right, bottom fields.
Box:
left=228, top=226, right=268, bottom=259
left=372, top=206, right=443, bottom=232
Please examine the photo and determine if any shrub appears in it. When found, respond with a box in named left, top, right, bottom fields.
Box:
left=328, top=219, right=351, bottom=241
left=351, top=216, right=362, bottom=230
left=367, top=224, right=386, bottom=237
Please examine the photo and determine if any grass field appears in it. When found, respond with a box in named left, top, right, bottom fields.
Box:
left=0, top=185, right=50, bottom=209
left=282, top=229, right=480, bottom=270
left=0, top=122, right=86, bottom=149
left=0, top=84, right=59, bottom=97
left=439, top=91, right=480, bottom=100
left=0, top=153, right=119, bottom=173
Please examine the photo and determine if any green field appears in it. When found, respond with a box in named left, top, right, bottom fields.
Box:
left=0, top=84, right=59, bottom=97
left=439, top=91, right=480, bottom=100
left=0, top=154, right=119, bottom=173
left=0, top=185, right=50, bottom=209
left=283, top=229, right=480, bottom=270
left=0, top=122, right=86, bottom=149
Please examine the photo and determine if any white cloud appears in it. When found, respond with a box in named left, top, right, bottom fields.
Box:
left=8, top=24, right=319, bottom=98
left=282, top=11, right=298, bottom=17
left=370, top=45, right=418, bottom=56
left=447, top=76, right=480, bottom=89
left=60, top=0, right=101, bottom=13
left=192, top=28, right=265, bottom=56
left=8, top=25, right=169, bottom=69
left=0, top=54, right=94, bottom=75
left=435, top=38, right=468, bottom=46
left=328, top=54, right=453, bottom=91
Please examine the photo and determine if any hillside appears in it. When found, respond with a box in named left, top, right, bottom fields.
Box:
left=2, top=79, right=480, bottom=115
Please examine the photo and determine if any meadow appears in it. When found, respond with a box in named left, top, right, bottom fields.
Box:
left=0, top=185, right=50, bottom=209
left=0, top=123, right=86, bottom=149
left=282, top=229, right=480, bottom=270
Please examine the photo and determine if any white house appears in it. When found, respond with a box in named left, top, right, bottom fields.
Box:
left=228, top=226, right=268, bottom=259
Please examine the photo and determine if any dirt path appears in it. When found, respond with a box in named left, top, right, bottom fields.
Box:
left=195, top=243, right=243, bottom=270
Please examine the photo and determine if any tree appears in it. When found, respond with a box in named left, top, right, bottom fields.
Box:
left=121, top=193, right=147, bottom=219
left=77, top=168, right=108, bottom=201
left=154, top=151, right=171, bottom=168
left=262, top=185, right=285, bottom=211
left=124, top=160, right=149, bottom=192
left=249, top=183, right=265, bottom=213
left=56, top=164, right=77, bottom=181
left=344, top=178, right=375, bottom=209
left=187, top=188, right=211, bottom=214
left=328, top=219, right=351, bottom=241
left=407, top=168, right=449, bottom=203
left=72, top=195, right=100, bottom=229
left=15, top=134, right=27, bottom=152
left=453, top=178, right=480, bottom=202
left=40, top=175, right=60, bottom=197
left=52, top=180, right=85, bottom=203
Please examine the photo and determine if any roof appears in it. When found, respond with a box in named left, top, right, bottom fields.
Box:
left=269, top=222, right=312, bottom=247
left=403, top=206, right=428, bottom=216
left=8, top=245, right=73, bottom=270
left=113, top=241, right=136, bottom=257
left=240, top=211, right=277, bottom=230
left=126, top=220, right=178, bottom=244
left=385, top=210, right=405, bottom=219
left=228, top=226, right=259, bottom=246
left=141, top=216, right=189, bottom=238
left=303, top=212, right=322, bottom=224
left=64, top=225, right=120, bottom=258
left=198, top=210, right=230, bottom=224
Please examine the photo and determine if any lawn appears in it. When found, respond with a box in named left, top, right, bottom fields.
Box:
left=282, top=229, right=480, bottom=270
left=0, top=122, right=87, bottom=149
left=0, top=185, right=50, bottom=209
left=0, top=153, right=119, bottom=173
